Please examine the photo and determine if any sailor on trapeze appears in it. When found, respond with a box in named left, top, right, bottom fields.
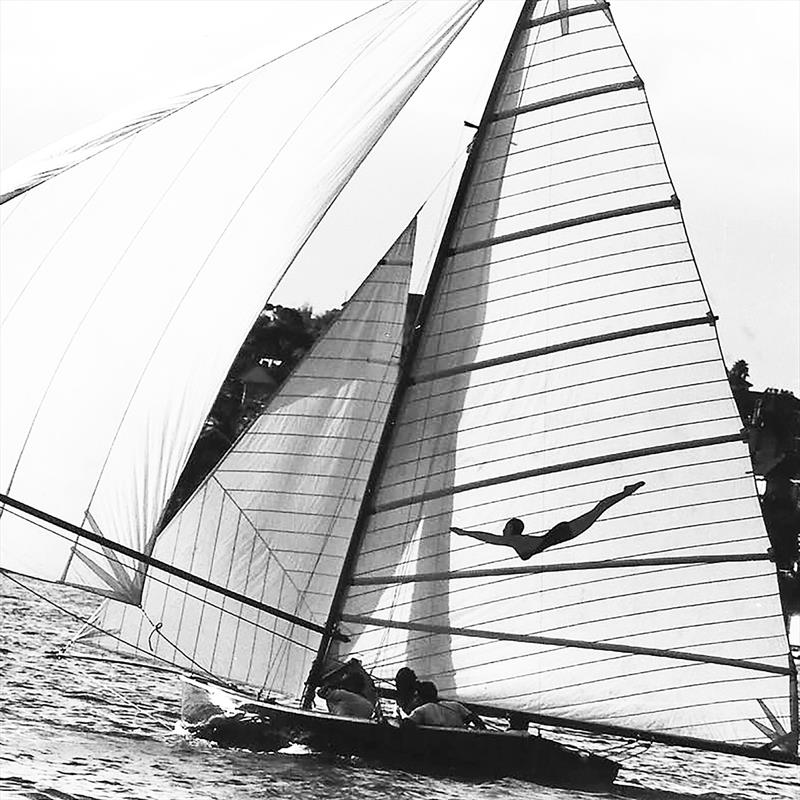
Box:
left=450, top=481, right=645, bottom=561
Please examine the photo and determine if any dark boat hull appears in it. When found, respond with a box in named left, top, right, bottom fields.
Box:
left=181, top=677, right=619, bottom=788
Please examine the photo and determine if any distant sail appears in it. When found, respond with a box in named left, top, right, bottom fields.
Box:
left=330, top=0, right=793, bottom=750
left=0, top=1, right=478, bottom=599
left=77, top=220, right=415, bottom=695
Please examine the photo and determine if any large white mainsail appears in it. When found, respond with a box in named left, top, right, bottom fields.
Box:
left=328, top=0, right=795, bottom=754
left=76, top=220, right=416, bottom=697
left=0, top=1, right=479, bottom=599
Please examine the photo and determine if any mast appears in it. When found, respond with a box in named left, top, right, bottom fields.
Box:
left=303, top=0, right=539, bottom=708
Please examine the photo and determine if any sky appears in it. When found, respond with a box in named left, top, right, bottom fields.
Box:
left=0, top=0, right=798, bottom=393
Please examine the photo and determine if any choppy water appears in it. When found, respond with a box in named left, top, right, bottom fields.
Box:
left=1, top=575, right=798, bottom=800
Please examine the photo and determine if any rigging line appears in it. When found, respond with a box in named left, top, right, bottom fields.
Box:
left=47, top=652, right=183, bottom=677
left=0, top=493, right=345, bottom=641
left=0, top=0, right=397, bottom=205
left=140, top=605, right=215, bottom=686
left=0, top=570, right=215, bottom=677
left=340, top=614, right=792, bottom=676
left=261, top=0, right=483, bottom=307
left=351, top=552, right=774, bottom=585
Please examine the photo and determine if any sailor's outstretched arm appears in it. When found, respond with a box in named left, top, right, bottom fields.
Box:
left=450, top=527, right=509, bottom=547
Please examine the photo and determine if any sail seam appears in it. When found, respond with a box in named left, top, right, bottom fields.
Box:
left=492, top=78, right=643, bottom=123
left=372, top=433, right=744, bottom=513
left=449, top=196, right=678, bottom=256
left=412, top=315, right=714, bottom=385
left=340, top=614, right=791, bottom=676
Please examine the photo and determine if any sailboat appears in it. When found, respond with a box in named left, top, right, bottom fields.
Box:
left=1, top=0, right=797, bottom=789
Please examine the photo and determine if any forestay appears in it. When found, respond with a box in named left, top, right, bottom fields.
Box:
left=0, top=1, right=479, bottom=599
left=329, top=0, right=794, bottom=750
left=78, top=220, right=415, bottom=696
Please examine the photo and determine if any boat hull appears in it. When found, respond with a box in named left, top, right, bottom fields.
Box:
left=181, top=677, right=619, bottom=788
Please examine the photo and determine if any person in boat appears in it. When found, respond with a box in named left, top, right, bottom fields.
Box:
left=317, top=673, right=375, bottom=719
left=394, top=666, right=421, bottom=717
left=450, top=481, right=645, bottom=561
left=402, top=681, right=486, bottom=729
left=320, top=658, right=377, bottom=704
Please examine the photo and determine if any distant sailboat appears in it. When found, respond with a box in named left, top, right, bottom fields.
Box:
left=1, top=0, right=797, bottom=788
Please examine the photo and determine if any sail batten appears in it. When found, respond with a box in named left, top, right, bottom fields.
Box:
left=351, top=552, right=775, bottom=585
left=413, top=314, right=715, bottom=383
left=340, top=615, right=792, bottom=676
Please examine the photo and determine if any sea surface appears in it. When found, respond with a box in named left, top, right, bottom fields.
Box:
left=1, top=575, right=798, bottom=800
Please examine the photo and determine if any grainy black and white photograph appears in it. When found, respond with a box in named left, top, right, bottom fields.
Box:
left=1, top=1, right=798, bottom=798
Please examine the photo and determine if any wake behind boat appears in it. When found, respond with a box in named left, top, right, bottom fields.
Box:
left=1, top=0, right=797, bottom=789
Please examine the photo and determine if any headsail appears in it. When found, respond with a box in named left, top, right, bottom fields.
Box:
left=0, top=1, right=479, bottom=600
left=328, top=0, right=796, bottom=755
left=75, top=220, right=416, bottom=696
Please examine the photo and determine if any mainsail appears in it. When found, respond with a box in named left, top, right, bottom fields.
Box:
left=75, top=220, right=416, bottom=696
left=326, top=0, right=796, bottom=754
left=0, top=0, right=479, bottom=599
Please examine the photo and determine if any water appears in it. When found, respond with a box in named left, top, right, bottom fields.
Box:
left=1, top=576, right=798, bottom=800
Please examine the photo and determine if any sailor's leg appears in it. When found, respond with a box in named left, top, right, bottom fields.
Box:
left=566, top=481, right=645, bottom=537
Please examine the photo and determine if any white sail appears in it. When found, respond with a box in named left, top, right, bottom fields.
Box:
left=331, top=0, right=794, bottom=750
left=77, top=220, right=415, bottom=696
left=0, top=1, right=479, bottom=599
